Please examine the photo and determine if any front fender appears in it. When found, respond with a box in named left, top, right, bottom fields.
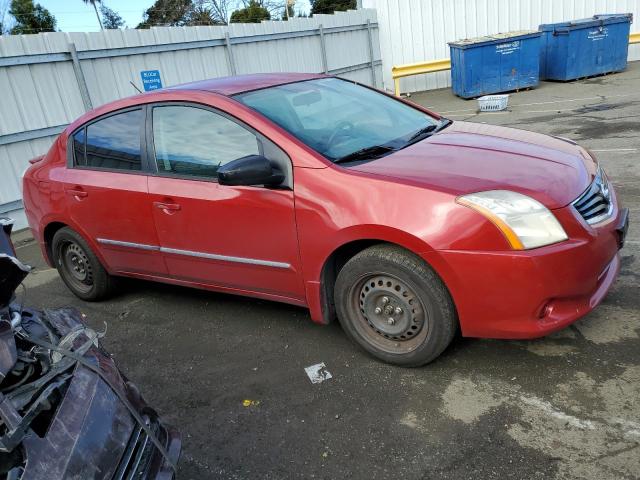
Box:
left=303, top=227, right=438, bottom=326
left=317, top=225, right=434, bottom=279
left=294, top=165, right=507, bottom=325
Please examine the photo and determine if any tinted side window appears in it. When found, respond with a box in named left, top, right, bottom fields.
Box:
left=72, top=128, right=86, bottom=166
left=152, top=105, right=259, bottom=179
left=83, top=110, right=142, bottom=171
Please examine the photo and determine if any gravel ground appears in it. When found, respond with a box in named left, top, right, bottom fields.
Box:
left=13, top=62, right=640, bottom=480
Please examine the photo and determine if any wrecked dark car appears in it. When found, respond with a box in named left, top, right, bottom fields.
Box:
left=0, top=218, right=180, bottom=479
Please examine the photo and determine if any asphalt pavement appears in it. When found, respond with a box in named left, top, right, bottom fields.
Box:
left=13, top=62, right=640, bottom=479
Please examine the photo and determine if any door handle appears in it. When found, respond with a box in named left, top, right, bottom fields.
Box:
left=153, top=201, right=181, bottom=212
left=65, top=188, right=88, bottom=199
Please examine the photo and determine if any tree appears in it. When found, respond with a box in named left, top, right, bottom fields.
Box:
left=198, top=0, right=233, bottom=25
left=310, top=0, right=355, bottom=15
left=9, top=0, right=56, bottom=34
left=256, top=0, right=287, bottom=18
left=187, top=4, right=217, bottom=25
left=100, top=4, right=124, bottom=29
left=137, top=0, right=231, bottom=28
left=281, top=1, right=294, bottom=20
left=187, top=0, right=227, bottom=25
left=137, top=0, right=194, bottom=28
left=230, top=0, right=270, bottom=23
left=82, top=0, right=103, bottom=30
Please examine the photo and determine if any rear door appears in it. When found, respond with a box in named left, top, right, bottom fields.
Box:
left=146, top=103, right=304, bottom=300
left=61, top=108, right=167, bottom=276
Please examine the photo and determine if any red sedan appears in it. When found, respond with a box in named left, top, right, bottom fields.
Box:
left=22, top=73, right=629, bottom=366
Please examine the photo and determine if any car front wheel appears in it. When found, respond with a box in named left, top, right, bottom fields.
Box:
left=52, top=227, right=115, bottom=301
left=335, top=244, right=457, bottom=367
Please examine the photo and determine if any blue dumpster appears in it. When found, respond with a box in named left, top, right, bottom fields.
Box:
left=539, top=14, right=633, bottom=81
left=449, top=31, right=542, bottom=99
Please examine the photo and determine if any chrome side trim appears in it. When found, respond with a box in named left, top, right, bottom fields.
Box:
left=97, top=238, right=159, bottom=251
left=160, top=247, right=291, bottom=269
left=96, top=238, right=291, bottom=269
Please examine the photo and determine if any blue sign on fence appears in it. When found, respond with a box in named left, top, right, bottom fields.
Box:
left=140, top=70, right=162, bottom=91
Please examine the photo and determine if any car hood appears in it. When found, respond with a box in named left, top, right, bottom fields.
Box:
left=349, top=121, right=595, bottom=209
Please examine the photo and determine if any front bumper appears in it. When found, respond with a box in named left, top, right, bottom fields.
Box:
left=423, top=202, right=628, bottom=339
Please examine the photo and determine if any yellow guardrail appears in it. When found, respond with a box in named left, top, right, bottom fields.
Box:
left=391, top=59, right=451, bottom=96
left=392, top=33, right=640, bottom=96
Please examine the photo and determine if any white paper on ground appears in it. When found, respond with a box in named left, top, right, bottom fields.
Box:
left=304, top=363, right=332, bottom=384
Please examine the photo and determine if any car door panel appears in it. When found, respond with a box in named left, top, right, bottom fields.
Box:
left=148, top=177, right=303, bottom=299
left=147, top=103, right=304, bottom=300
left=62, top=108, right=167, bottom=276
left=62, top=169, right=166, bottom=275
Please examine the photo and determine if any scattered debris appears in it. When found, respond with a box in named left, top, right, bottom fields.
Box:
left=0, top=217, right=181, bottom=478
left=305, top=363, right=332, bottom=384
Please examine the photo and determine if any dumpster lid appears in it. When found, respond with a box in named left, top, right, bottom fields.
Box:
left=539, top=13, right=633, bottom=32
left=448, top=30, right=541, bottom=48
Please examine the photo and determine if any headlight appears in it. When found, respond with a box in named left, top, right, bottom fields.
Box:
left=457, top=190, right=568, bottom=250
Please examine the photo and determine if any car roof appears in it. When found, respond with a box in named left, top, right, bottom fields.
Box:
left=167, top=72, right=326, bottom=96
left=64, top=72, right=329, bottom=138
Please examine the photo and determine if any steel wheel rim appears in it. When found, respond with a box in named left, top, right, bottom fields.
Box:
left=59, top=241, right=93, bottom=293
left=350, top=273, right=429, bottom=354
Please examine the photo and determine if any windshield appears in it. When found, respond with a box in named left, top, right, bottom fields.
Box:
left=234, top=78, right=439, bottom=162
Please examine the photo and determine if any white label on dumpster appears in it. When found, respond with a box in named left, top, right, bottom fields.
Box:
left=588, top=27, right=608, bottom=41
left=496, top=40, right=520, bottom=55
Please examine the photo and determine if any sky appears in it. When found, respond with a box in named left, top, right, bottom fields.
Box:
left=33, top=0, right=311, bottom=32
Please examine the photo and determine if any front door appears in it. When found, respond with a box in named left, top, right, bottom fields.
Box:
left=62, top=108, right=167, bottom=276
left=146, top=103, right=304, bottom=301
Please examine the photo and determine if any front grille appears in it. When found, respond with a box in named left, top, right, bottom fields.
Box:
left=572, top=167, right=613, bottom=224
left=113, top=416, right=161, bottom=480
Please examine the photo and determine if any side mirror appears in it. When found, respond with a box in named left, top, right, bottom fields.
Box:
left=217, top=155, right=284, bottom=187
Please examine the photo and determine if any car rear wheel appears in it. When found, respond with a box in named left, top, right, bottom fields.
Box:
left=52, top=227, right=115, bottom=301
left=335, top=244, right=457, bottom=367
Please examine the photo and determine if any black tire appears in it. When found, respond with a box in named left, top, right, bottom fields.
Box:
left=334, top=244, right=457, bottom=367
left=51, top=227, right=116, bottom=301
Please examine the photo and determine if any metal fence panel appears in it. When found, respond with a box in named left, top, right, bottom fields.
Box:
left=0, top=9, right=381, bottom=228
left=364, top=0, right=640, bottom=93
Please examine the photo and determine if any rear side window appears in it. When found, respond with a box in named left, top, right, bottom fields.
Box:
left=73, top=109, right=143, bottom=171
left=152, top=105, right=259, bottom=179
left=72, top=128, right=85, bottom=165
